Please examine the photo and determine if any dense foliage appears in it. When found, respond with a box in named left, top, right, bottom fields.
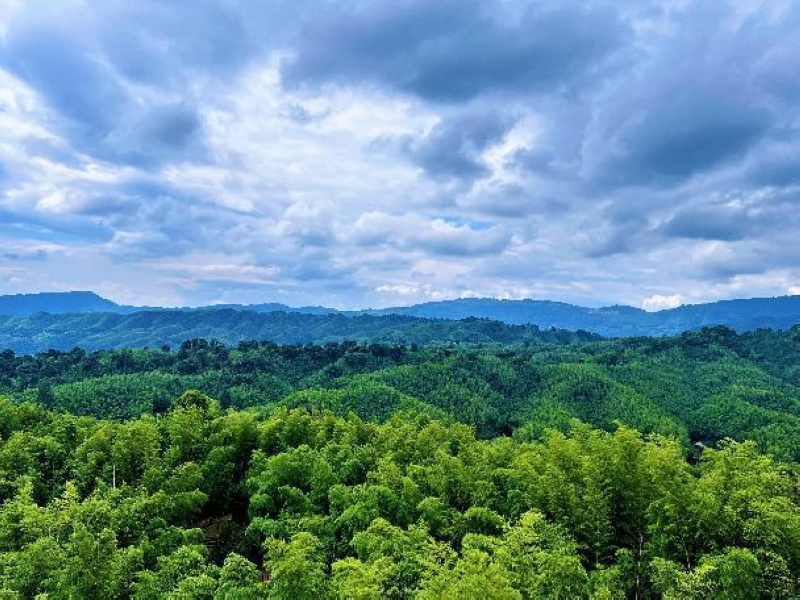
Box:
left=2, top=326, right=799, bottom=461
left=0, top=394, right=797, bottom=598
left=0, top=311, right=598, bottom=354
left=0, top=326, right=797, bottom=597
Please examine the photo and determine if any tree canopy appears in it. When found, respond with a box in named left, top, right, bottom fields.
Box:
left=0, top=397, right=796, bottom=598
left=0, top=329, right=798, bottom=597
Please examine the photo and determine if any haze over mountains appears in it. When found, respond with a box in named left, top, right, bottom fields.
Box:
left=0, top=292, right=336, bottom=317
left=0, top=292, right=121, bottom=316
left=1, top=291, right=800, bottom=348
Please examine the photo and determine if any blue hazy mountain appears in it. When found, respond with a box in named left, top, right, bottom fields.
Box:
left=355, top=299, right=650, bottom=336
left=211, top=303, right=338, bottom=315
left=0, top=293, right=336, bottom=317
left=1, top=292, right=800, bottom=337
left=358, top=296, right=800, bottom=336
left=0, top=291, right=121, bottom=316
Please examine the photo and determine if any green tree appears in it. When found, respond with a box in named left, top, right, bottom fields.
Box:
left=265, top=532, right=328, bottom=599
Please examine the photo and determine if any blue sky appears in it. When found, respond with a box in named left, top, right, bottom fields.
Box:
left=0, top=0, right=798, bottom=309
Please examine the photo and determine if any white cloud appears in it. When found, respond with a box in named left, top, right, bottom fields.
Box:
left=1, top=0, right=799, bottom=309
left=642, top=294, right=684, bottom=311
left=352, top=212, right=510, bottom=256
left=376, top=284, right=420, bottom=295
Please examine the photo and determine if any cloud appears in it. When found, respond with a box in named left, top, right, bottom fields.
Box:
left=0, top=2, right=237, bottom=167
left=583, top=68, right=771, bottom=189
left=406, top=110, right=515, bottom=182
left=457, top=183, right=567, bottom=219
left=1, top=243, right=60, bottom=262
left=352, top=212, right=510, bottom=257
left=1, top=0, right=800, bottom=308
left=642, top=294, right=684, bottom=312
left=579, top=1, right=800, bottom=190
left=1, top=25, right=126, bottom=136
left=282, top=0, right=629, bottom=102
left=0, top=28, right=205, bottom=166
left=376, top=284, right=420, bottom=296
left=603, top=98, right=767, bottom=186
left=660, top=206, right=758, bottom=242
left=743, top=139, right=800, bottom=187
left=104, top=103, right=205, bottom=166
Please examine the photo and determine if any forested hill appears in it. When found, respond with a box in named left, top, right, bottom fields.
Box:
left=0, top=310, right=597, bottom=354
left=4, top=291, right=800, bottom=336
left=0, top=329, right=798, bottom=596
left=1, top=397, right=796, bottom=598
left=364, top=295, right=800, bottom=335
left=2, top=325, right=799, bottom=461
left=3, top=303, right=795, bottom=598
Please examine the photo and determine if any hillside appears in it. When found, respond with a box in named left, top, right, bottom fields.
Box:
left=0, top=291, right=120, bottom=316
left=3, top=292, right=800, bottom=336
left=0, top=330, right=800, bottom=599
left=3, top=326, right=799, bottom=461
left=1, top=329, right=798, bottom=597
left=1, top=396, right=795, bottom=598
left=366, top=296, right=800, bottom=335
left=0, top=310, right=596, bottom=354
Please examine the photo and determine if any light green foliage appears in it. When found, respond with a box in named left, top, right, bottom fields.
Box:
left=265, top=532, right=328, bottom=599
left=0, top=329, right=797, bottom=598
left=215, top=552, right=266, bottom=599
left=651, top=547, right=761, bottom=599
left=3, top=328, right=799, bottom=460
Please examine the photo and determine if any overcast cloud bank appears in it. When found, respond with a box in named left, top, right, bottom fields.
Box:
left=0, top=0, right=798, bottom=308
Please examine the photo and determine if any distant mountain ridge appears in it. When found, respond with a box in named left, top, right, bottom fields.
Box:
left=0, top=310, right=596, bottom=354
left=2, top=291, right=800, bottom=337
left=0, top=292, right=336, bottom=317
left=358, top=296, right=800, bottom=336
left=0, top=291, right=120, bottom=316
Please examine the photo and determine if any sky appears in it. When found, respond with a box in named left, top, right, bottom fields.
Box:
left=0, top=0, right=799, bottom=309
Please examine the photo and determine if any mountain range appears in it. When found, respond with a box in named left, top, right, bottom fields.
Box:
left=2, top=291, right=800, bottom=338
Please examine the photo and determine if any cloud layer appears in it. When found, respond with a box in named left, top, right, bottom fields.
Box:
left=1, top=0, right=799, bottom=308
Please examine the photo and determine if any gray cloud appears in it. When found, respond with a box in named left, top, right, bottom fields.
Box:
left=583, top=66, right=772, bottom=190
left=576, top=2, right=800, bottom=191
left=0, top=25, right=206, bottom=167
left=660, top=205, right=768, bottom=242
left=509, top=148, right=566, bottom=180
left=282, top=0, right=629, bottom=101
left=105, top=104, right=205, bottom=167
left=0, top=4, right=230, bottom=168
left=2, top=0, right=800, bottom=308
left=1, top=26, right=126, bottom=135
left=406, top=110, right=514, bottom=182
left=0, top=205, right=113, bottom=245
left=351, top=212, right=511, bottom=257
left=1, top=249, right=49, bottom=262
left=743, top=138, right=800, bottom=187
left=596, top=96, right=768, bottom=188
left=97, top=0, right=256, bottom=83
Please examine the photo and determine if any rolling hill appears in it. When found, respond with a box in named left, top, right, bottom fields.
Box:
left=3, top=292, right=800, bottom=337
